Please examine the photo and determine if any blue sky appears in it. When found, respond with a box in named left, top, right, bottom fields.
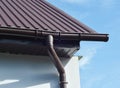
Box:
left=47, top=0, right=120, bottom=88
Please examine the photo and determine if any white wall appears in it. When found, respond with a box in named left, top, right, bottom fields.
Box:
left=0, top=53, right=80, bottom=88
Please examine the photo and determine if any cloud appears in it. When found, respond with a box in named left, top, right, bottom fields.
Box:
left=65, top=0, right=86, bottom=3
left=79, top=48, right=96, bottom=68
left=76, top=42, right=103, bottom=69
left=60, top=0, right=90, bottom=4
left=79, top=12, right=89, bottom=20
left=59, top=0, right=117, bottom=8
left=100, top=0, right=116, bottom=8
left=83, top=76, right=105, bottom=88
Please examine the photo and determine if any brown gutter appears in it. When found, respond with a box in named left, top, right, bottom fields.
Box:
left=47, top=35, right=67, bottom=88
left=0, top=27, right=109, bottom=42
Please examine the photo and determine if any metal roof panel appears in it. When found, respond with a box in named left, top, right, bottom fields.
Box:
left=0, top=0, right=96, bottom=33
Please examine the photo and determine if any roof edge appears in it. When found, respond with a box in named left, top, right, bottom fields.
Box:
left=42, top=0, right=96, bottom=33
left=0, top=27, right=109, bottom=42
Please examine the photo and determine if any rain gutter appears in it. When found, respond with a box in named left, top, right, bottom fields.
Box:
left=0, top=27, right=109, bottom=42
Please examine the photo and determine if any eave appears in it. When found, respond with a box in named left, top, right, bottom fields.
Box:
left=0, top=27, right=108, bottom=58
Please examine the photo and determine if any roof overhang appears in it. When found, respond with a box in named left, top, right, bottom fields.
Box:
left=0, top=27, right=108, bottom=58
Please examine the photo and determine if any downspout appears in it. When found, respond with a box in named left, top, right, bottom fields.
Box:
left=47, top=35, right=67, bottom=88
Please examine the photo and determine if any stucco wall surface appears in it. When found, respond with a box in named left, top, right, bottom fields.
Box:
left=0, top=53, right=80, bottom=88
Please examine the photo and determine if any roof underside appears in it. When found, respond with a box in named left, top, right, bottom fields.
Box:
left=0, top=0, right=96, bottom=33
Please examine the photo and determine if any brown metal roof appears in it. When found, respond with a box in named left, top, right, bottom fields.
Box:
left=0, top=0, right=96, bottom=33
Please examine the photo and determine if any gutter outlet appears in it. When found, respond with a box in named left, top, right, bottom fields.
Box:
left=47, top=35, right=67, bottom=88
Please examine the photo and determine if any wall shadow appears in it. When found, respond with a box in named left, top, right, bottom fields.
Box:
left=0, top=53, right=60, bottom=88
